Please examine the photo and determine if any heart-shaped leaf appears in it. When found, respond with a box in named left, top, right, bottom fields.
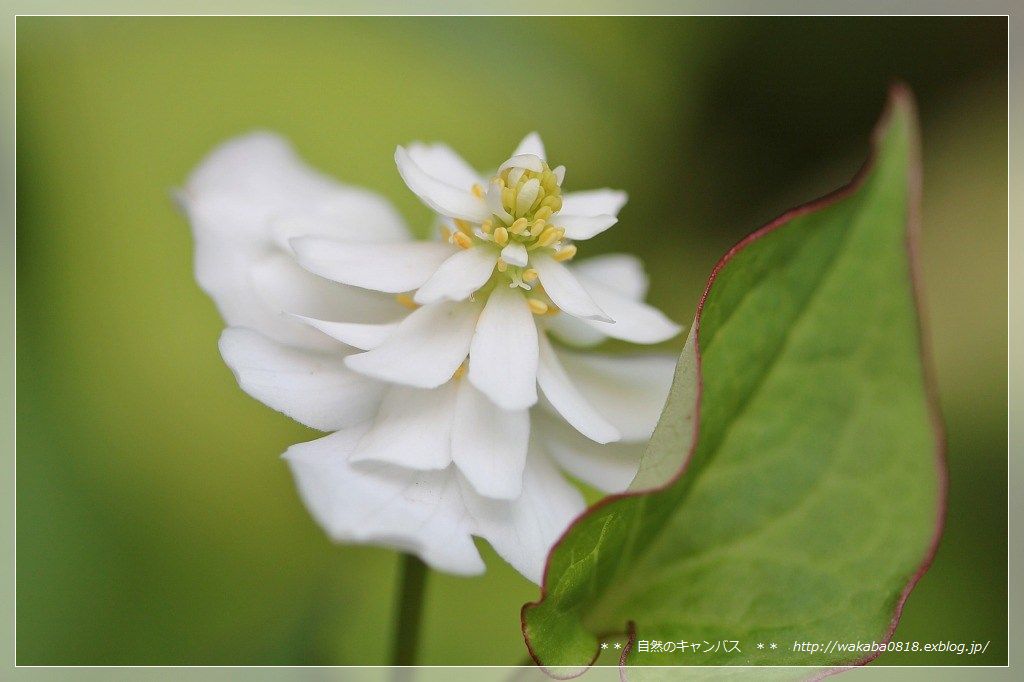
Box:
left=522, top=86, right=945, bottom=674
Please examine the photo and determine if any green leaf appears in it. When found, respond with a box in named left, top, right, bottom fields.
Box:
left=522, top=86, right=944, bottom=673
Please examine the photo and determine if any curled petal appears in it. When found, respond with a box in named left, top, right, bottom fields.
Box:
left=536, top=414, right=644, bottom=493
left=219, top=327, right=384, bottom=431
left=395, top=146, right=490, bottom=222
left=293, top=316, right=399, bottom=350
left=559, top=189, right=628, bottom=218
left=536, top=335, right=619, bottom=444
left=571, top=254, right=648, bottom=300
left=556, top=213, right=618, bottom=240
left=554, top=350, right=677, bottom=441
left=291, top=237, right=455, bottom=294
left=532, top=254, right=612, bottom=322
left=415, top=248, right=498, bottom=304
left=462, top=443, right=585, bottom=585
left=345, top=301, right=481, bottom=388
left=405, top=142, right=483, bottom=190
left=451, top=381, right=530, bottom=500
left=469, top=285, right=539, bottom=411
left=285, top=428, right=484, bottom=576
left=500, top=241, right=529, bottom=268
left=498, top=153, right=545, bottom=174
left=351, top=383, right=458, bottom=470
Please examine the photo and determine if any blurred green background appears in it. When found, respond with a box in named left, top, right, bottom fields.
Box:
left=16, top=17, right=1006, bottom=665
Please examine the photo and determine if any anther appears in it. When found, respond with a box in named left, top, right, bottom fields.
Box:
left=496, top=258, right=508, bottom=272
left=509, top=217, right=529, bottom=235
left=536, top=226, right=561, bottom=247
left=522, top=268, right=538, bottom=283
left=534, top=206, right=554, bottom=221
left=527, top=299, right=549, bottom=315
left=453, top=219, right=472, bottom=234
left=553, top=244, right=577, bottom=261
left=493, top=226, right=510, bottom=246
left=396, top=294, right=418, bottom=310
left=452, top=361, right=468, bottom=380
left=530, top=218, right=547, bottom=236
left=481, top=219, right=493, bottom=234
left=453, top=232, right=473, bottom=249
left=471, top=184, right=484, bottom=198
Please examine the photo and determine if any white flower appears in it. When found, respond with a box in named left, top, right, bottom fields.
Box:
left=179, top=132, right=681, bottom=583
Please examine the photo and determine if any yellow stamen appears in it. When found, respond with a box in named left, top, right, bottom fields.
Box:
left=396, top=294, right=418, bottom=310
left=493, top=226, right=510, bottom=246
left=530, top=218, right=546, bottom=236
left=553, top=244, right=577, bottom=261
left=522, top=268, right=538, bottom=283
left=540, top=195, right=562, bottom=212
left=452, top=231, right=473, bottom=249
left=452, top=361, right=468, bottom=380
left=509, top=217, right=529, bottom=235
left=481, top=219, right=493, bottom=234
left=501, top=187, right=516, bottom=213
left=453, top=219, right=471, bottom=234
left=527, top=299, right=549, bottom=315
left=545, top=305, right=560, bottom=316
left=534, top=206, right=554, bottom=221
left=471, top=184, right=484, bottom=198
left=440, top=226, right=453, bottom=241
left=536, top=226, right=561, bottom=248
left=496, top=258, right=508, bottom=272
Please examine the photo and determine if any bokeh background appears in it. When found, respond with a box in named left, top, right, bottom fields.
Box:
left=16, top=16, right=1007, bottom=665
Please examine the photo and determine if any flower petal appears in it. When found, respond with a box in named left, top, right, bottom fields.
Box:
left=532, top=254, right=612, bottom=322
left=219, top=327, right=384, bottom=431
left=451, top=381, right=530, bottom=500
left=291, top=237, right=456, bottom=294
left=576, top=280, right=682, bottom=344
left=536, top=413, right=643, bottom=493
left=500, top=241, right=529, bottom=268
left=292, top=316, right=399, bottom=350
left=462, top=443, right=585, bottom=584
left=543, top=313, right=606, bottom=348
left=414, top=247, right=498, bottom=304
left=556, top=213, right=618, bottom=240
left=512, top=132, right=546, bottom=161
left=345, top=301, right=481, bottom=388
left=285, top=428, right=484, bottom=576
left=469, top=285, right=539, bottom=410
left=571, top=253, right=648, bottom=300
left=554, top=350, right=677, bottom=441
left=559, top=189, right=628, bottom=218
left=406, top=142, right=483, bottom=191
left=350, top=383, right=457, bottom=469
left=181, top=132, right=406, bottom=348
left=497, top=153, right=545, bottom=174
left=536, top=335, right=619, bottom=444
left=395, top=146, right=490, bottom=222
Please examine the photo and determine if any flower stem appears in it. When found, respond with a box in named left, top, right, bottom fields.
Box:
left=390, top=553, right=428, bottom=666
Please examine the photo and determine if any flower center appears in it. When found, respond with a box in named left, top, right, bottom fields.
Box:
left=440, top=161, right=577, bottom=316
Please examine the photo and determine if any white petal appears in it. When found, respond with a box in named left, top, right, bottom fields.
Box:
left=469, top=285, right=539, bottom=410
left=500, top=241, right=529, bottom=268
left=285, top=428, right=483, bottom=576
left=219, top=327, right=384, bottom=431
left=571, top=254, right=648, bottom=300
left=414, top=247, right=498, bottom=304
left=346, top=301, right=481, bottom=388
left=395, top=146, right=490, bottom=222
left=351, top=383, right=457, bottom=469
left=512, top=132, right=546, bottom=161
left=532, top=254, right=612, bottom=322
left=451, top=381, right=530, bottom=500
left=293, top=316, right=399, bottom=350
left=559, top=189, right=628, bottom=218
left=291, top=237, right=455, bottom=294
left=536, top=335, right=619, bottom=444
left=497, top=154, right=544, bottom=174
left=486, top=179, right=514, bottom=223
left=577, top=281, right=682, bottom=344
left=182, top=133, right=408, bottom=348
left=543, top=313, right=606, bottom=348
left=462, top=444, right=585, bottom=584
left=554, top=350, right=676, bottom=441
left=406, top=142, right=483, bottom=191
left=536, top=414, right=643, bottom=493
left=556, top=213, right=618, bottom=240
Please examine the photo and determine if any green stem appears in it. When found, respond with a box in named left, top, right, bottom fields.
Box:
left=390, top=553, right=428, bottom=666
